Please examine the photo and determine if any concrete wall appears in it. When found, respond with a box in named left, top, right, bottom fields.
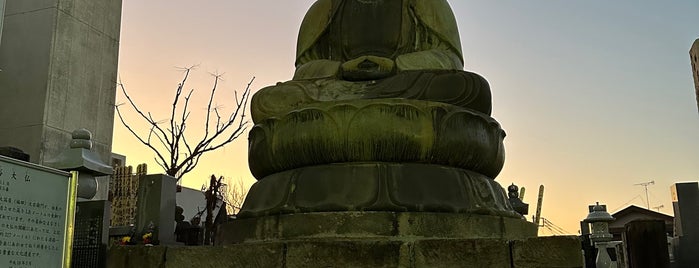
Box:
left=108, top=236, right=584, bottom=268
left=0, top=0, right=122, bottom=164
left=691, top=39, right=699, bottom=112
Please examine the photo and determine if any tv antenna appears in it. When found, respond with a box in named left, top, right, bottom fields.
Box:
left=634, top=180, right=654, bottom=209
left=652, top=205, right=664, bottom=212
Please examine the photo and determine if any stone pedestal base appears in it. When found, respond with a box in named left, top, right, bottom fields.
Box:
left=217, top=212, right=537, bottom=244
left=108, top=236, right=583, bottom=268
left=239, top=163, right=519, bottom=219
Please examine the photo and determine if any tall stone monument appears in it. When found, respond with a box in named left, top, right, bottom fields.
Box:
left=691, top=39, right=699, bottom=112
left=221, top=0, right=536, bottom=243
left=0, top=0, right=122, bottom=164
left=0, top=0, right=5, bottom=46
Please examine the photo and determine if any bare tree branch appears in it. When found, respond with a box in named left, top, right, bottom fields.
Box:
left=222, top=177, right=249, bottom=215
left=114, top=68, right=254, bottom=182
left=114, top=92, right=169, bottom=171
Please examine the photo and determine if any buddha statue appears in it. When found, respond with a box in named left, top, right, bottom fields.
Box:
left=251, top=0, right=492, bottom=123
left=241, top=0, right=517, bottom=219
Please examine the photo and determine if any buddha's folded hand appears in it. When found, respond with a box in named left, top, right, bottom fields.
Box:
left=341, top=55, right=395, bottom=81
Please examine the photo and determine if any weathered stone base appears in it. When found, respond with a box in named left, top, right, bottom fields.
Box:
left=107, top=236, right=582, bottom=268
left=239, top=163, right=519, bottom=218
left=217, top=212, right=537, bottom=244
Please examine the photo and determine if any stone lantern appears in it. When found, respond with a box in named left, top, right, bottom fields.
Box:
left=45, top=128, right=113, bottom=199
left=508, top=184, right=529, bottom=217
left=584, top=202, right=618, bottom=268
left=584, top=202, right=615, bottom=243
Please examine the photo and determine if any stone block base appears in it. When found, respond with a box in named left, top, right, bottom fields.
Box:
left=107, top=236, right=582, bottom=268
left=217, top=211, right=537, bottom=244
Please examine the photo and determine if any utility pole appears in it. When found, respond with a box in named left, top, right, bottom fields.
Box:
left=634, top=180, right=655, bottom=209
left=534, top=185, right=545, bottom=227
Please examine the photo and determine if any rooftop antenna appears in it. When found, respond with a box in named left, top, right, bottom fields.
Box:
left=633, top=180, right=654, bottom=209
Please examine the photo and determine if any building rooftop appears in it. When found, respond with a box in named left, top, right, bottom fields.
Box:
left=607, top=205, right=674, bottom=240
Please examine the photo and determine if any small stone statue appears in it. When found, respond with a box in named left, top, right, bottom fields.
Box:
left=508, top=184, right=529, bottom=216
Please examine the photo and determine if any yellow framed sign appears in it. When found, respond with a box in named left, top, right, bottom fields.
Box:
left=0, top=155, right=78, bottom=268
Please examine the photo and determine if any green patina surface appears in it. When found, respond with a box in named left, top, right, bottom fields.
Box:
left=209, top=2, right=556, bottom=266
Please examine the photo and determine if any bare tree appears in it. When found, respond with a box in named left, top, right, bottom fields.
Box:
left=115, top=66, right=254, bottom=181
left=202, top=175, right=223, bottom=245
left=221, top=177, right=249, bottom=215
left=190, top=175, right=248, bottom=245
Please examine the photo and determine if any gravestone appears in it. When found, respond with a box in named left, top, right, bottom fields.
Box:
left=72, top=200, right=110, bottom=268
left=670, top=182, right=699, bottom=267
left=0, top=0, right=122, bottom=165
left=135, top=174, right=176, bottom=245
left=623, top=220, right=670, bottom=268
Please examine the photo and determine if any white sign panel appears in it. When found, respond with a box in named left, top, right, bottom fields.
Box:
left=0, top=155, right=77, bottom=268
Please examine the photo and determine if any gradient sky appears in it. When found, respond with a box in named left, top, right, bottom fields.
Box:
left=114, top=0, right=699, bottom=235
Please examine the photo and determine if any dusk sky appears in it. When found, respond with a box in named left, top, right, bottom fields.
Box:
left=113, top=0, right=699, bottom=235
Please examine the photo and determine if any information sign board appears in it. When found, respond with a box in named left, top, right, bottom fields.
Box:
left=0, top=155, right=78, bottom=268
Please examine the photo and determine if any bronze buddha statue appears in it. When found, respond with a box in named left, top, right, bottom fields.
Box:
left=251, top=0, right=492, bottom=123
left=241, top=0, right=515, bottom=219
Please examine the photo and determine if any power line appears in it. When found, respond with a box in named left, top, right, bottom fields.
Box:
left=541, top=218, right=570, bottom=235
left=546, top=220, right=569, bottom=234
left=611, top=194, right=643, bottom=212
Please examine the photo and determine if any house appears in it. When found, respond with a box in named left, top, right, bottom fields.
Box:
left=609, top=205, right=674, bottom=241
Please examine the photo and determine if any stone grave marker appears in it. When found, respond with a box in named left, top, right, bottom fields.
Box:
left=671, top=182, right=699, bottom=266
left=71, top=200, right=110, bottom=268
left=135, top=174, right=176, bottom=245
left=623, top=220, right=670, bottom=268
